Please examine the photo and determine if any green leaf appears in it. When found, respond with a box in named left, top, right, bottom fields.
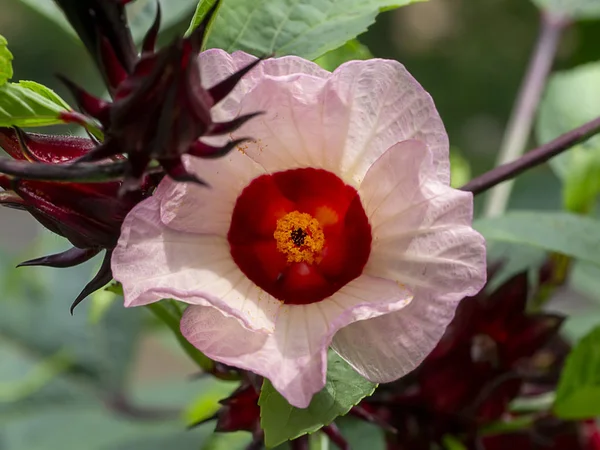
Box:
left=0, top=35, right=13, bottom=86
left=19, top=0, right=198, bottom=43
left=16, top=80, right=71, bottom=110
left=530, top=0, right=600, bottom=19
left=485, top=242, right=546, bottom=293
left=259, top=351, right=376, bottom=448
left=335, top=417, right=386, bottom=450
left=127, top=0, right=200, bottom=40
left=474, top=212, right=600, bottom=267
left=510, top=392, right=556, bottom=413
left=562, top=311, right=600, bottom=343
left=442, top=435, right=468, bottom=450
left=571, top=260, right=600, bottom=302
left=0, top=81, right=71, bottom=128
left=554, top=325, right=600, bottom=419
left=562, top=148, right=600, bottom=213
left=186, top=0, right=222, bottom=39
left=314, top=39, right=372, bottom=71
left=537, top=63, right=600, bottom=179
left=201, top=432, right=252, bottom=450
left=183, top=380, right=237, bottom=427
left=536, top=63, right=600, bottom=211
left=449, top=148, right=472, bottom=189
left=206, top=0, right=428, bottom=60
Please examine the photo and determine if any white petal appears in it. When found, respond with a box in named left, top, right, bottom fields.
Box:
left=332, top=289, right=459, bottom=382
left=158, top=150, right=265, bottom=236
left=181, top=304, right=325, bottom=408
left=226, top=58, right=448, bottom=188
left=328, top=59, right=449, bottom=185
left=360, top=140, right=486, bottom=297
left=112, top=195, right=280, bottom=332
left=199, top=49, right=329, bottom=121
left=234, top=75, right=338, bottom=172
left=333, top=140, right=486, bottom=382
left=181, top=274, right=412, bottom=408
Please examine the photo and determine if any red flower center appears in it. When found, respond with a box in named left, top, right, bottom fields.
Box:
left=228, top=168, right=372, bottom=305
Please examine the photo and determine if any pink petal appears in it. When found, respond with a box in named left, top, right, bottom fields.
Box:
left=199, top=49, right=329, bottom=121
left=332, top=289, right=461, bottom=382
left=158, top=151, right=265, bottom=235
left=181, top=274, right=412, bottom=408
left=111, top=195, right=280, bottom=332
left=331, top=140, right=486, bottom=382
left=328, top=59, right=449, bottom=185
left=231, top=75, right=340, bottom=173
left=361, top=140, right=486, bottom=296
left=221, top=58, right=448, bottom=187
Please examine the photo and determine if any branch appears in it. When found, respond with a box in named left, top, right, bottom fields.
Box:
left=461, top=115, right=600, bottom=195
left=483, top=11, right=569, bottom=217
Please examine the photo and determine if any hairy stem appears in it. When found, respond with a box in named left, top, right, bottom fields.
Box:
left=461, top=115, right=600, bottom=195
left=483, top=11, right=569, bottom=217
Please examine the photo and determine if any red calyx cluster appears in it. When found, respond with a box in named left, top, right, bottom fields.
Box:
left=54, top=0, right=260, bottom=192
left=0, top=128, right=154, bottom=312
left=0, top=0, right=260, bottom=311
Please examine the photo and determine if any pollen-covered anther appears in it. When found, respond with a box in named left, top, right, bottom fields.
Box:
left=274, top=211, right=325, bottom=264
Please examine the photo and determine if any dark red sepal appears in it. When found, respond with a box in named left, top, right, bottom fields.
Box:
left=214, top=384, right=261, bottom=433
left=53, top=0, right=137, bottom=89
left=57, top=75, right=111, bottom=126
left=188, top=138, right=250, bottom=159
left=208, top=59, right=263, bottom=105
left=141, top=3, right=161, bottom=54
left=18, top=246, right=100, bottom=269
left=70, top=250, right=113, bottom=314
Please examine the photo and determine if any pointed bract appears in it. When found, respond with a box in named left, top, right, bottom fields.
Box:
left=53, top=0, right=137, bottom=90
left=70, top=250, right=113, bottom=313
left=18, top=246, right=100, bottom=268
left=141, top=3, right=161, bottom=54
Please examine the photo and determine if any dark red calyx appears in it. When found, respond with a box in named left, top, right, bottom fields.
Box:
left=228, top=168, right=372, bottom=305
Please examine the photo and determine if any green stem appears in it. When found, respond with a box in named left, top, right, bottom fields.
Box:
left=309, top=433, right=330, bottom=450
left=146, top=301, right=215, bottom=373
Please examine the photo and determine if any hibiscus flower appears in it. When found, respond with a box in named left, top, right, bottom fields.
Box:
left=112, top=50, right=487, bottom=408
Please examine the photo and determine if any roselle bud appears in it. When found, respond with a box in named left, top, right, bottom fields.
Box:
left=215, top=384, right=260, bottom=433
left=0, top=127, right=155, bottom=311
left=52, top=0, right=137, bottom=93
left=57, top=0, right=261, bottom=192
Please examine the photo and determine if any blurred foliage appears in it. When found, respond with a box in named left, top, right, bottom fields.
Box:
left=0, top=235, right=237, bottom=449
left=537, top=62, right=600, bottom=212
left=554, top=325, right=600, bottom=419
left=2, top=0, right=600, bottom=448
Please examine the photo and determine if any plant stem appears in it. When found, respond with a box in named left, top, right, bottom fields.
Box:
left=483, top=11, right=569, bottom=217
left=146, top=301, right=215, bottom=373
left=461, top=115, right=600, bottom=195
